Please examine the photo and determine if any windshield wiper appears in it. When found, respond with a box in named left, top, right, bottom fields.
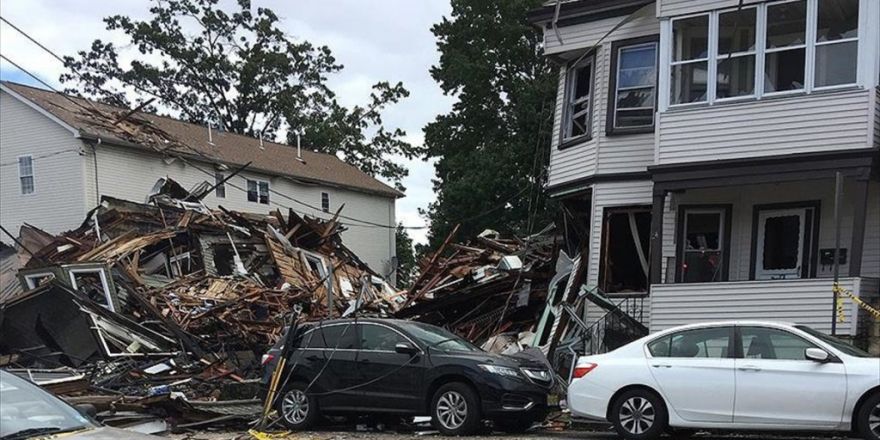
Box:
left=2, top=425, right=88, bottom=440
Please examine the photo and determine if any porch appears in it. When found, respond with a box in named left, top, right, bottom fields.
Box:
left=646, top=149, right=879, bottom=337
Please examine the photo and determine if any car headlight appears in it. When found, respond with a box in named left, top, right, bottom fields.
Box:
left=478, top=364, right=521, bottom=378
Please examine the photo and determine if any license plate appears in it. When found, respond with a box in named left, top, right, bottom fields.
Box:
left=547, top=394, right=560, bottom=406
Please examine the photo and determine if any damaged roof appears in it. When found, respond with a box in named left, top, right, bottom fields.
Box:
left=1, top=81, right=403, bottom=198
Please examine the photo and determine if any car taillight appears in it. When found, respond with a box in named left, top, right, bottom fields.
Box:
left=572, top=362, right=597, bottom=379
left=261, top=353, right=275, bottom=366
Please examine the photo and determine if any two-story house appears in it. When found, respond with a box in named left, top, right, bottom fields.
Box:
left=0, top=81, right=402, bottom=279
left=529, top=0, right=879, bottom=345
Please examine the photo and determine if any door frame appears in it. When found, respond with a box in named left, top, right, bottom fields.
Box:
left=749, top=201, right=821, bottom=280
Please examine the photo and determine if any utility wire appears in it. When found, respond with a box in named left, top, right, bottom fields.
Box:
left=0, top=20, right=536, bottom=234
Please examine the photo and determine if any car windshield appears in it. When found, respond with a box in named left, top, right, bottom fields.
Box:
left=401, top=322, right=480, bottom=352
left=0, top=371, right=93, bottom=439
left=794, top=325, right=871, bottom=358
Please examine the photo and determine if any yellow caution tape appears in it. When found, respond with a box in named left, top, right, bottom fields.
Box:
left=248, top=429, right=294, bottom=440
left=833, top=283, right=880, bottom=322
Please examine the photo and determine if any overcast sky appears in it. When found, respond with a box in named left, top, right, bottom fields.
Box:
left=0, top=0, right=453, bottom=244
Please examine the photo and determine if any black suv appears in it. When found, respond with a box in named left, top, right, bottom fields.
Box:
left=261, top=318, right=553, bottom=435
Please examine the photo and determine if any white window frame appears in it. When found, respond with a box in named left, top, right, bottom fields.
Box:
left=715, top=5, right=760, bottom=102
left=246, top=178, right=270, bottom=205
left=669, top=12, right=712, bottom=107
left=612, top=41, right=660, bottom=130
left=68, top=267, right=115, bottom=311
left=562, top=56, right=596, bottom=143
left=18, top=155, right=35, bottom=195
left=667, top=0, right=862, bottom=109
left=24, top=272, right=55, bottom=290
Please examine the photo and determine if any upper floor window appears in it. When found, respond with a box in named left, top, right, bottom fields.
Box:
left=562, top=57, right=595, bottom=144
left=321, top=192, right=330, bottom=213
left=18, top=156, right=34, bottom=195
left=246, top=179, right=269, bottom=204
left=214, top=172, right=226, bottom=198
left=608, top=37, right=659, bottom=133
left=668, top=0, right=860, bottom=107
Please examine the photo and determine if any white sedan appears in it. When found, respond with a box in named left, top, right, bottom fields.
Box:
left=568, top=321, right=880, bottom=440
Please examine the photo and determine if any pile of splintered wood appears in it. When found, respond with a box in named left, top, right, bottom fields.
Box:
left=396, top=227, right=559, bottom=344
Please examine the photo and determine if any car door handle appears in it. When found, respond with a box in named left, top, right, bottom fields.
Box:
left=651, top=364, right=672, bottom=369
left=737, top=365, right=762, bottom=372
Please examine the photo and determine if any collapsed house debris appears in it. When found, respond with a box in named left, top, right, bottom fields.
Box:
left=0, top=180, right=402, bottom=430
left=395, top=226, right=649, bottom=383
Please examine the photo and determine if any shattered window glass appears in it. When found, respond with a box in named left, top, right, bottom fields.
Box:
left=564, top=58, right=593, bottom=140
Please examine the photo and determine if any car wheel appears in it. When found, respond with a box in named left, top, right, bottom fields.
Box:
left=493, top=416, right=535, bottom=433
left=431, top=382, right=482, bottom=436
left=611, top=389, right=668, bottom=440
left=857, top=392, right=880, bottom=440
left=276, top=382, right=319, bottom=430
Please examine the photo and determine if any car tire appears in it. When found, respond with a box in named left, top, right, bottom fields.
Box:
left=493, top=416, right=535, bottom=433
left=856, top=392, right=880, bottom=440
left=276, top=382, right=319, bottom=431
left=431, top=382, right=482, bottom=436
left=610, top=389, right=668, bottom=440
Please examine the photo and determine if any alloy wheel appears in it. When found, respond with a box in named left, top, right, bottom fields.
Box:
left=436, top=390, right=468, bottom=430
left=619, top=396, right=656, bottom=435
left=870, top=401, right=880, bottom=437
left=281, top=389, right=309, bottom=425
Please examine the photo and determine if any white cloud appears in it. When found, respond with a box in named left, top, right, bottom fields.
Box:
left=0, top=0, right=452, bottom=245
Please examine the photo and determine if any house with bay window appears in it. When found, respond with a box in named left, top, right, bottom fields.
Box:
left=528, top=0, right=879, bottom=347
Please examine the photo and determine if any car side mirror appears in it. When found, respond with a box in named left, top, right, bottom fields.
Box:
left=805, top=347, right=830, bottom=363
left=75, top=403, right=97, bottom=419
left=395, top=342, right=419, bottom=355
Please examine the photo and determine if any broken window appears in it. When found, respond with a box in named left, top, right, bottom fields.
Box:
left=754, top=205, right=816, bottom=280
left=302, top=252, right=328, bottom=278
left=678, top=208, right=727, bottom=283
left=716, top=7, right=757, bottom=99
left=765, top=0, right=807, bottom=93
left=671, top=14, right=709, bottom=104
left=214, top=172, right=226, bottom=198
left=598, top=207, right=651, bottom=293
left=23, top=272, right=54, bottom=290
left=246, top=179, right=269, bottom=204
left=19, top=156, right=34, bottom=195
left=321, top=192, right=330, bottom=213
left=168, top=252, right=192, bottom=277
left=562, top=57, right=594, bottom=141
left=68, top=268, right=115, bottom=311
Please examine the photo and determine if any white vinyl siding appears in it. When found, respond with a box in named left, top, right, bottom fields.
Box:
left=657, top=87, right=872, bottom=164
left=546, top=13, right=659, bottom=189
left=650, top=277, right=876, bottom=335
left=0, top=90, right=87, bottom=234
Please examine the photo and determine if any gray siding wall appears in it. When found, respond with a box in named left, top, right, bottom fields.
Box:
left=656, top=89, right=874, bottom=165
left=650, top=277, right=876, bottom=335
left=546, top=12, right=659, bottom=189
left=0, top=90, right=88, bottom=235
left=82, top=145, right=397, bottom=277
left=658, top=179, right=880, bottom=283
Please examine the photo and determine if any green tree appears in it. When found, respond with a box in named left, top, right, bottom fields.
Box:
left=394, top=224, right=417, bottom=287
left=423, top=0, right=556, bottom=246
left=60, top=0, right=419, bottom=188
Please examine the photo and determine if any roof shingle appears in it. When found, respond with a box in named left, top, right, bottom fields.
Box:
left=1, top=81, right=403, bottom=198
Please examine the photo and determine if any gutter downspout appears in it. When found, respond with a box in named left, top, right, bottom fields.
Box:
left=92, top=138, right=101, bottom=206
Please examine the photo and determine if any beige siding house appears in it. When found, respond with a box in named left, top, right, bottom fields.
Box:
left=529, top=0, right=880, bottom=343
left=0, top=82, right=401, bottom=278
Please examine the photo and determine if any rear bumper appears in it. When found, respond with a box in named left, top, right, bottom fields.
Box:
left=567, top=377, right=612, bottom=421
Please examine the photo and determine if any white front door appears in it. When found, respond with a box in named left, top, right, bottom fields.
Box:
left=647, top=326, right=735, bottom=422
left=755, top=208, right=808, bottom=280
left=734, top=326, right=847, bottom=427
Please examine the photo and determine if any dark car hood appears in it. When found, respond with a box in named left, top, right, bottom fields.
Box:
left=435, top=349, right=547, bottom=369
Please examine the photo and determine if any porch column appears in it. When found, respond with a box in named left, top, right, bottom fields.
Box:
left=649, top=188, right=666, bottom=286
left=848, top=176, right=870, bottom=277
